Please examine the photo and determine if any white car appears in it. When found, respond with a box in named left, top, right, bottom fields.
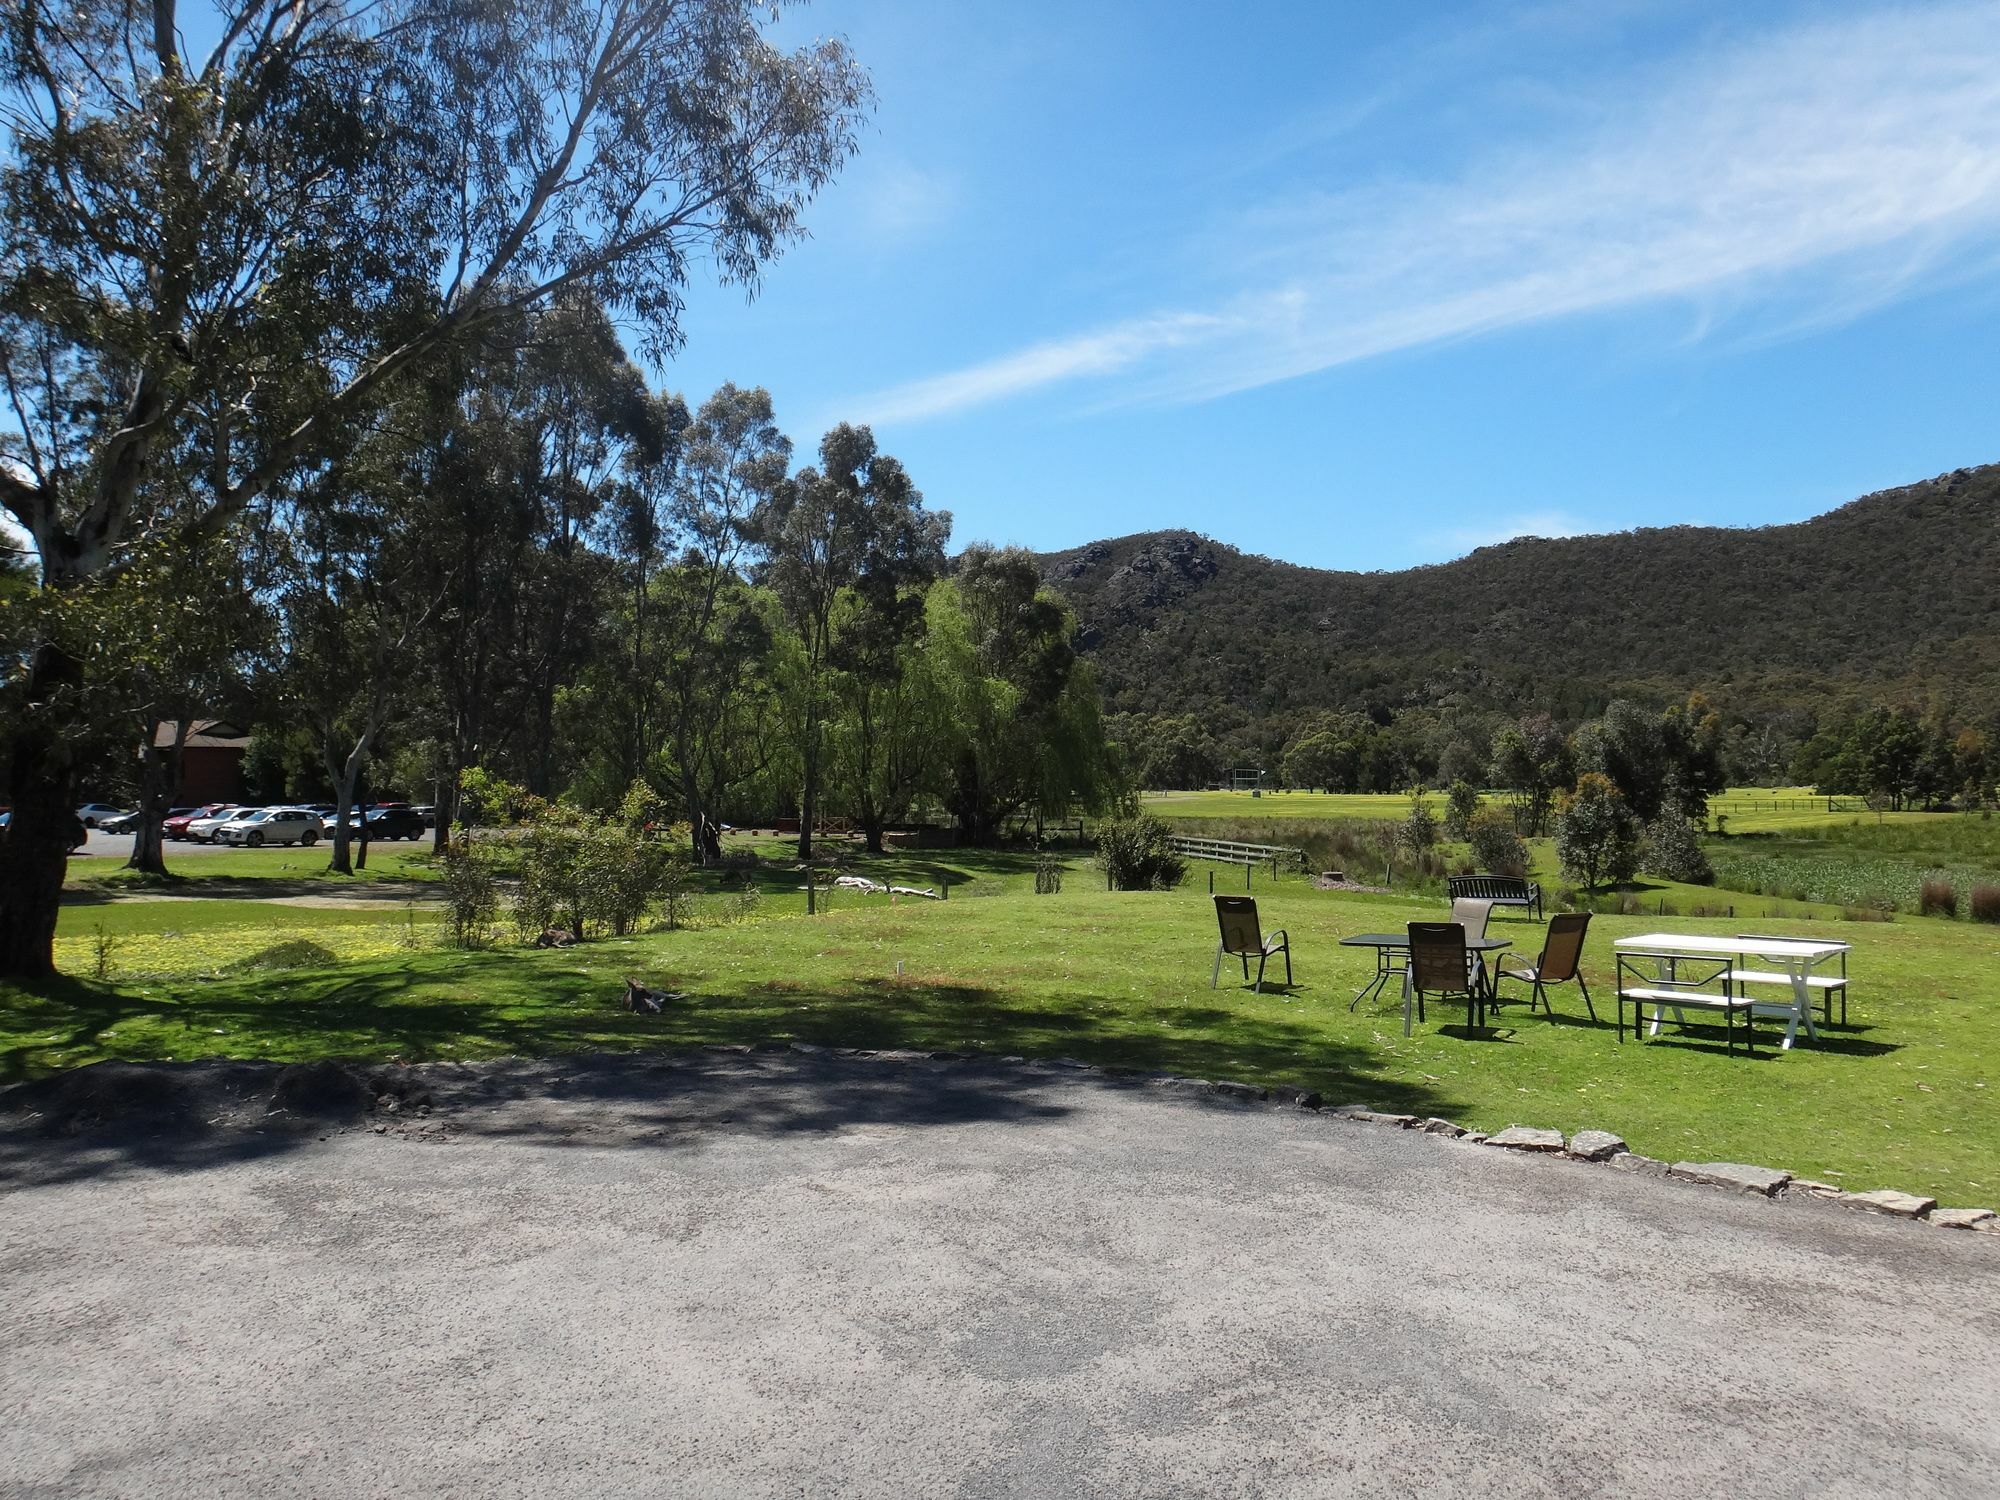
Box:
left=75, top=803, right=130, bottom=829
left=187, top=806, right=253, bottom=842
left=214, top=807, right=323, bottom=847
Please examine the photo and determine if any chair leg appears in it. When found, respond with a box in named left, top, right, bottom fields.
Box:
left=1576, top=976, right=1597, bottom=1023
left=1282, top=944, right=1292, bottom=987
left=1212, top=944, right=1223, bottom=989
left=1254, top=953, right=1267, bottom=995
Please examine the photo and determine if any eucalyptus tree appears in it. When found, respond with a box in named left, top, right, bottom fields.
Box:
left=654, top=384, right=789, bottom=858
left=754, top=424, right=946, bottom=868
left=0, top=0, right=870, bottom=974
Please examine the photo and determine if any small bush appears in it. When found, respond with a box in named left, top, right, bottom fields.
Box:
left=1443, top=780, right=1482, bottom=841
left=512, top=784, right=693, bottom=940
left=1467, top=806, right=1530, bottom=876
left=1968, top=884, right=2000, bottom=923
left=1919, top=878, right=1959, bottom=919
left=1094, top=815, right=1187, bottom=891
left=440, top=835, right=501, bottom=948
left=1642, top=814, right=1713, bottom=885
left=1034, top=848, right=1064, bottom=895
left=723, top=878, right=763, bottom=924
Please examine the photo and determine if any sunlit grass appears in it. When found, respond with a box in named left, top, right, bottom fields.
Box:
left=8, top=854, right=1995, bottom=1204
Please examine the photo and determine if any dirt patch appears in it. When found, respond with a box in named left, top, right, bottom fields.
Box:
left=270, top=1061, right=373, bottom=1117
left=1313, top=876, right=1390, bottom=893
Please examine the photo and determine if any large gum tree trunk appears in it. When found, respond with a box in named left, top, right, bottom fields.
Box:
left=0, top=647, right=83, bottom=978
left=126, top=715, right=187, bottom=877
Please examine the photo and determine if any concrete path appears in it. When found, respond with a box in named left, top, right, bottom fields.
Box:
left=3, top=1052, right=1995, bottom=1498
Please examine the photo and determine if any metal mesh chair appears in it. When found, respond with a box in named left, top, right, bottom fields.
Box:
left=1494, top=912, right=1596, bottom=1021
left=1407, top=921, right=1484, bottom=1030
left=1212, top=896, right=1292, bottom=993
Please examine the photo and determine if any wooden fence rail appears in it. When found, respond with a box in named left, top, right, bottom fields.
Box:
left=1169, top=836, right=1302, bottom=882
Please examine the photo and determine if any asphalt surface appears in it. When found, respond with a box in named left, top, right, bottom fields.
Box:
left=69, top=827, right=427, bottom=860
left=3, top=1051, right=1996, bottom=1498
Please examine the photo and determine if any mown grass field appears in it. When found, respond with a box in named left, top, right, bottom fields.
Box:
left=7, top=841, right=1995, bottom=1206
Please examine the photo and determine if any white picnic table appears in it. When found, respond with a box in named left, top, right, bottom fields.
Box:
left=1612, top=932, right=1851, bottom=1051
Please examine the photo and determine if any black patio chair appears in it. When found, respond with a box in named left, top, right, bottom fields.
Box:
left=1212, top=895, right=1292, bottom=993
left=1492, top=912, right=1596, bottom=1021
left=1407, top=921, right=1485, bottom=1030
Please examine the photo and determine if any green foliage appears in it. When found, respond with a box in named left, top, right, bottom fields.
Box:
left=1642, top=813, right=1714, bottom=885
left=511, top=785, right=694, bottom=940
left=1398, top=787, right=1438, bottom=860
left=439, top=837, right=502, bottom=949
left=1093, top=816, right=1187, bottom=891
left=1466, top=807, right=1530, bottom=876
left=457, top=769, right=533, bottom=828
left=1443, top=780, right=1482, bottom=841
left=1554, top=773, right=1641, bottom=891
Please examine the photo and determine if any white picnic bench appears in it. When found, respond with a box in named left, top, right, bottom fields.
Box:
left=1612, top=932, right=1852, bottom=1053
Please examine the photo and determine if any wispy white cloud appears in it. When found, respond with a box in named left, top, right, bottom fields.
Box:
left=846, top=158, right=961, bottom=248
left=848, top=2, right=2000, bottom=424
left=853, top=312, right=1231, bottom=424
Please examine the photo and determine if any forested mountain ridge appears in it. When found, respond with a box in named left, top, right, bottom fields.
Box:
left=1036, top=464, right=2000, bottom=726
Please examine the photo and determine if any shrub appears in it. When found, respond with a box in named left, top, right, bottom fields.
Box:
left=1443, top=780, right=1482, bottom=841
left=1467, top=806, right=1530, bottom=877
left=1642, top=814, right=1713, bottom=885
left=1969, top=885, right=2000, bottom=923
left=439, top=835, right=500, bottom=948
left=512, top=784, right=693, bottom=940
left=1399, top=788, right=1439, bottom=859
left=1034, top=848, right=1064, bottom=895
left=1919, top=878, right=1959, bottom=918
left=1094, top=815, right=1186, bottom=891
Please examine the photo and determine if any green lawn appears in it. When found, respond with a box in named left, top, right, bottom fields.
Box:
left=70, top=842, right=442, bottom=887
left=1142, top=789, right=1435, bottom=820
left=7, top=850, right=1994, bottom=1206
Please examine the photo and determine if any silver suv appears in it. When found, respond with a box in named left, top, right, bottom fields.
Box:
left=213, top=807, right=325, bottom=847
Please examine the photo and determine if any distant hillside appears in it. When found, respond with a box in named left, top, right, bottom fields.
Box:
left=1037, top=465, right=2000, bottom=725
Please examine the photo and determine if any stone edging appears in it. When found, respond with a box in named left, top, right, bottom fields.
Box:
left=747, top=1041, right=1999, bottom=1239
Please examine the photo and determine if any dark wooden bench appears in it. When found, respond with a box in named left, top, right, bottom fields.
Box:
left=1446, top=874, right=1543, bottom=920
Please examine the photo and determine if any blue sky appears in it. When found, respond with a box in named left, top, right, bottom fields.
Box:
left=663, top=0, right=2000, bottom=570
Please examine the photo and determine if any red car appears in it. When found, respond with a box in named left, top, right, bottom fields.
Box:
left=163, top=804, right=235, bottom=840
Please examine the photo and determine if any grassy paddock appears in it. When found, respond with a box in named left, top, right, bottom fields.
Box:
left=6, top=860, right=1994, bottom=1203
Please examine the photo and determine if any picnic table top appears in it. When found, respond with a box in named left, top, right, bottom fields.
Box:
left=1612, top=932, right=1850, bottom=959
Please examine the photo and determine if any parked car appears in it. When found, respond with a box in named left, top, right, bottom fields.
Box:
left=100, top=809, right=151, bottom=834
left=164, top=805, right=231, bottom=840
left=75, top=802, right=129, bottom=829
left=412, top=805, right=437, bottom=829
left=214, top=807, right=323, bottom=847
left=341, top=805, right=426, bottom=841
left=187, top=806, right=255, bottom=842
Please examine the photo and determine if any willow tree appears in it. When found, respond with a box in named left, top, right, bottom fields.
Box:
left=0, top=0, right=869, bottom=975
left=754, top=424, right=946, bottom=870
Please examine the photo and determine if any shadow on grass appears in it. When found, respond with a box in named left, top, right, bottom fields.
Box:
left=0, top=955, right=1464, bottom=1183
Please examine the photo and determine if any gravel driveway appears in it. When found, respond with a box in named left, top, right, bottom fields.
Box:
left=3, top=1050, right=1995, bottom=1498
